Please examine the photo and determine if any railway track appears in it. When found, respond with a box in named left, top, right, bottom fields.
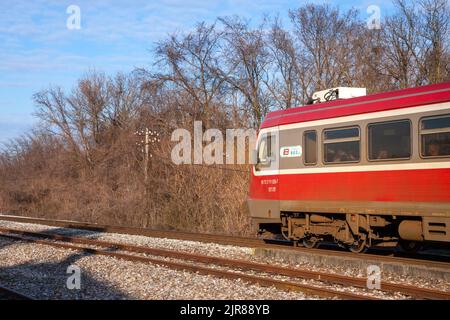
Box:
left=0, top=226, right=448, bottom=300
left=0, top=214, right=448, bottom=269
left=0, top=214, right=264, bottom=246
left=0, top=228, right=369, bottom=300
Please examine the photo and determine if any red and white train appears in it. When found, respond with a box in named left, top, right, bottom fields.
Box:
left=248, top=82, right=450, bottom=252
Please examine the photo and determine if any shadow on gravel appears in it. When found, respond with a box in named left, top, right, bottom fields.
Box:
left=0, top=250, right=134, bottom=300
left=0, top=237, right=16, bottom=251
left=36, top=227, right=104, bottom=239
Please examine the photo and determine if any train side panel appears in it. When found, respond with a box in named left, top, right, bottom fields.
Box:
left=249, top=83, right=450, bottom=247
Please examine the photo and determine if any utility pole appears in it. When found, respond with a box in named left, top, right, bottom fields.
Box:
left=136, top=127, right=159, bottom=184
left=135, top=126, right=160, bottom=227
left=144, top=127, right=149, bottom=183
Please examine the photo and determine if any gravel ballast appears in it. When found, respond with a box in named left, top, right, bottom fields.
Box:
left=0, top=220, right=447, bottom=299
left=0, top=237, right=312, bottom=300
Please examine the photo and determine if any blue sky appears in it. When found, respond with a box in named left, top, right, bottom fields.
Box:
left=0, top=0, right=394, bottom=144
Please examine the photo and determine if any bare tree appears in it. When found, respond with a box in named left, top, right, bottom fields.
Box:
left=384, top=0, right=428, bottom=87
left=351, top=28, right=395, bottom=92
left=33, top=87, right=82, bottom=159
left=381, top=0, right=450, bottom=88
left=106, top=72, right=143, bottom=128
left=419, top=0, right=450, bottom=83
left=219, top=16, right=271, bottom=127
left=153, top=22, right=227, bottom=127
left=289, top=4, right=360, bottom=93
left=266, top=16, right=305, bottom=108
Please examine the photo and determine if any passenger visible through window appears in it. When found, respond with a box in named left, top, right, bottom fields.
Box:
left=368, top=120, right=411, bottom=160
left=323, top=126, right=360, bottom=163
left=421, top=115, right=450, bottom=157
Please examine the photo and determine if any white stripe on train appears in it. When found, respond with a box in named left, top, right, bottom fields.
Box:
left=254, top=101, right=450, bottom=176
left=259, top=101, right=450, bottom=133
left=254, top=161, right=450, bottom=176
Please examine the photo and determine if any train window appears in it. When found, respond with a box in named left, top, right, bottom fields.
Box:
left=303, top=131, right=317, bottom=165
left=323, top=126, right=360, bottom=163
left=368, top=120, right=411, bottom=160
left=257, top=134, right=275, bottom=164
left=420, top=115, right=450, bottom=158
left=324, top=127, right=359, bottom=140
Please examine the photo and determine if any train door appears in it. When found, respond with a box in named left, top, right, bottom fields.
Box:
left=251, top=127, right=280, bottom=226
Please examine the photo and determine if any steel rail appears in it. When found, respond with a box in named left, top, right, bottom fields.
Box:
left=0, top=231, right=378, bottom=300
left=0, top=214, right=263, bottom=245
left=0, top=227, right=448, bottom=300
left=0, top=215, right=448, bottom=269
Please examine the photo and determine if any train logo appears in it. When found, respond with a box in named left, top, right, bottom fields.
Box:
left=280, top=146, right=303, bottom=158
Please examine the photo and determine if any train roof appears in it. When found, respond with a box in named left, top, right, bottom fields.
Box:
left=261, top=81, right=450, bottom=129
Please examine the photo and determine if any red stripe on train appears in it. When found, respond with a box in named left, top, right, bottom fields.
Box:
left=249, top=168, right=450, bottom=202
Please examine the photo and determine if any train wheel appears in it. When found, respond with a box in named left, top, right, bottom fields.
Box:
left=348, top=238, right=367, bottom=253
left=399, top=240, right=422, bottom=253
left=302, top=237, right=319, bottom=249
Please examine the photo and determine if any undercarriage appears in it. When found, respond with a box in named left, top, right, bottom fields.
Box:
left=258, top=212, right=420, bottom=253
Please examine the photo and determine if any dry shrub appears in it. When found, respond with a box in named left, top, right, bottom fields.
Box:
left=0, top=129, right=252, bottom=235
